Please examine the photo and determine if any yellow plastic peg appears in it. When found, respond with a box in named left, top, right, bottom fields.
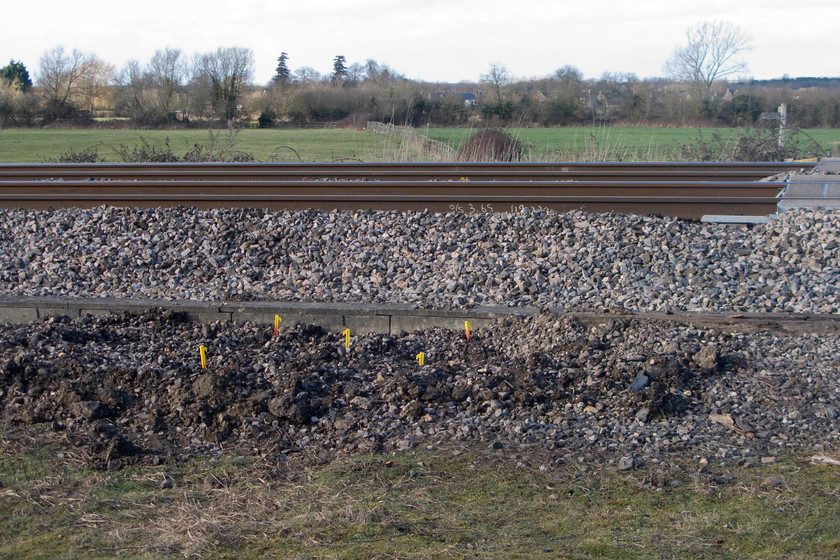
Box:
left=274, top=315, right=282, bottom=336
left=199, top=345, right=207, bottom=369
left=342, top=328, right=351, bottom=350
left=416, top=352, right=425, bottom=366
left=464, top=321, right=471, bottom=341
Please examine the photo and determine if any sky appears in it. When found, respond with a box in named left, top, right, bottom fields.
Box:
left=4, top=0, right=839, bottom=85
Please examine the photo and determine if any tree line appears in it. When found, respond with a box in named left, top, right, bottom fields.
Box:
left=2, top=23, right=840, bottom=130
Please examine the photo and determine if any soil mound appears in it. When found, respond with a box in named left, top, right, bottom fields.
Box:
left=2, top=309, right=837, bottom=470
left=456, top=128, right=524, bottom=162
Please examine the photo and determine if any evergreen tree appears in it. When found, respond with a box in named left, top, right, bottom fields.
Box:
left=332, top=55, right=347, bottom=86
left=0, top=60, right=33, bottom=92
left=274, top=52, right=290, bottom=85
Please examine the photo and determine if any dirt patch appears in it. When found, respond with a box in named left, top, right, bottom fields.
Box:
left=1, top=309, right=836, bottom=470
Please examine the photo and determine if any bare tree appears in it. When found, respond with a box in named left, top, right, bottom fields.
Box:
left=148, top=48, right=186, bottom=120
left=76, top=57, right=115, bottom=114
left=293, top=66, right=321, bottom=84
left=363, top=59, right=400, bottom=85
left=346, top=62, right=364, bottom=86
left=542, top=65, right=584, bottom=125
left=199, top=47, right=254, bottom=121
left=664, top=21, right=751, bottom=98
left=116, top=50, right=185, bottom=124
left=116, top=59, right=152, bottom=122
left=480, top=63, right=510, bottom=103
left=38, top=46, right=112, bottom=119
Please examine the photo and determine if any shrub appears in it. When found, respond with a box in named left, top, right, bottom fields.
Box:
left=44, top=147, right=103, bottom=163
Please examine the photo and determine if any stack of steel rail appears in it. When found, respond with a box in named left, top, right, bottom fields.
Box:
left=0, top=161, right=816, bottom=219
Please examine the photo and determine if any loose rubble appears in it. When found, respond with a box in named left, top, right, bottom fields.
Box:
left=1, top=206, right=839, bottom=470
left=1, top=309, right=838, bottom=470
left=0, top=207, right=838, bottom=313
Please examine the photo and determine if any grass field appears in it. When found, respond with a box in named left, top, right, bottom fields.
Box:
left=0, top=128, right=410, bottom=163
left=2, top=126, right=838, bottom=163
left=426, top=126, right=840, bottom=161
left=2, top=439, right=839, bottom=559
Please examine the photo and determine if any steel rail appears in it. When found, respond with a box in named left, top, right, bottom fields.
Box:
left=0, top=161, right=815, bottom=183
left=0, top=161, right=802, bottom=218
left=0, top=192, right=780, bottom=219
left=0, top=161, right=815, bottom=170
left=0, top=179, right=785, bottom=197
left=0, top=169, right=791, bottom=182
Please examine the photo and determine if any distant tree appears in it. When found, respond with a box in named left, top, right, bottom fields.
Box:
left=332, top=55, right=347, bottom=86
left=362, top=59, right=401, bottom=85
left=293, top=66, right=321, bottom=84
left=116, top=59, right=151, bottom=123
left=346, top=62, right=364, bottom=86
left=273, top=52, right=290, bottom=85
left=116, top=49, right=185, bottom=125
left=0, top=59, right=36, bottom=126
left=0, top=60, right=33, bottom=92
left=542, top=66, right=585, bottom=125
left=76, top=57, right=115, bottom=114
left=480, top=63, right=510, bottom=103
left=364, top=59, right=381, bottom=83
left=148, top=48, right=186, bottom=121
left=182, top=54, right=212, bottom=120
left=664, top=21, right=751, bottom=99
left=37, top=46, right=111, bottom=121
left=199, top=47, right=254, bottom=120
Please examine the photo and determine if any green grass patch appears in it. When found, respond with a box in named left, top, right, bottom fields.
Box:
left=0, top=128, right=419, bottom=164
left=2, top=439, right=839, bottom=559
left=1, top=126, right=838, bottom=163
left=427, top=126, right=840, bottom=161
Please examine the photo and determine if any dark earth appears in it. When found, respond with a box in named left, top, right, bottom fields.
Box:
left=2, top=308, right=837, bottom=473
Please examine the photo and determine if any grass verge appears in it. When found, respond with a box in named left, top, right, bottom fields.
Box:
left=2, top=126, right=838, bottom=163
left=2, top=433, right=839, bottom=559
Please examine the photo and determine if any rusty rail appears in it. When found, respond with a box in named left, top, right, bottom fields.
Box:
left=0, top=161, right=814, bottom=182
left=0, top=161, right=808, bottom=219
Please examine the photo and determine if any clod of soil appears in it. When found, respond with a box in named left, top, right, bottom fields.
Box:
left=2, top=309, right=837, bottom=470
left=456, top=128, right=524, bottom=161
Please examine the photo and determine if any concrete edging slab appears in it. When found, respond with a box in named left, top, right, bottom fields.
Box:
left=2, top=296, right=838, bottom=335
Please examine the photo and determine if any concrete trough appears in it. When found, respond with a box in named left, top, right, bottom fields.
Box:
left=0, top=296, right=536, bottom=335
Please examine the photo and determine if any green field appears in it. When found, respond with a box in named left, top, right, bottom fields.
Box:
left=427, top=126, right=840, bottom=161
left=0, top=128, right=407, bottom=163
left=1, top=126, right=838, bottom=163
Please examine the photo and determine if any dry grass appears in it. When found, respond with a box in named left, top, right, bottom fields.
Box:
left=2, top=434, right=840, bottom=559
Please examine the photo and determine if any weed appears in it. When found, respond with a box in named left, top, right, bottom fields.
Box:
left=2, top=443, right=840, bottom=558
left=109, top=136, right=180, bottom=162
left=45, top=146, right=103, bottom=163
left=679, top=125, right=828, bottom=162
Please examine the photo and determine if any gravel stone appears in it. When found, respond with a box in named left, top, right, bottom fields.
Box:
left=1, top=207, right=839, bottom=313
left=2, top=207, right=840, bottom=469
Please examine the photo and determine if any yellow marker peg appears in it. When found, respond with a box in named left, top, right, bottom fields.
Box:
left=199, top=345, right=207, bottom=369
left=342, top=328, right=351, bottom=350
left=464, top=321, right=471, bottom=341
left=274, top=315, right=282, bottom=336
left=416, top=352, right=425, bottom=366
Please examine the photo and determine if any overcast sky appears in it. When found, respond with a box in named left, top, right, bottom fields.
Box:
left=5, top=0, right=839, bottom=85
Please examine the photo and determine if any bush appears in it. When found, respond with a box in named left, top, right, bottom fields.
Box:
left=46, top=147, right=103, bottom=163
left=678, top=125, right=827, bottom=162
left=111, top=137, right=180, bottom=162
